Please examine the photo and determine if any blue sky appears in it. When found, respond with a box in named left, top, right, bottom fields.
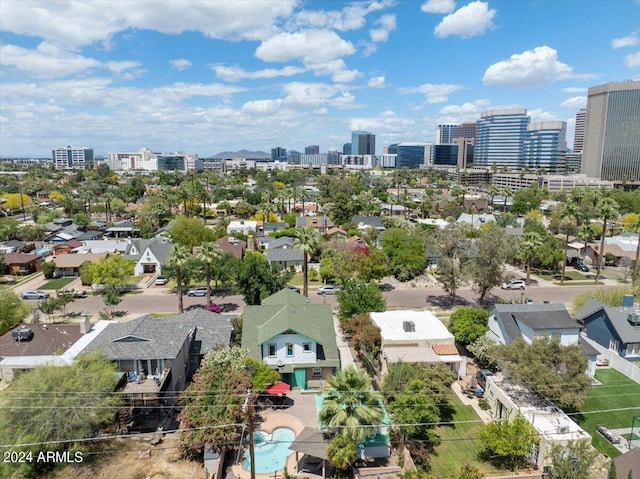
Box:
left=1, top=0, right=639, bottom=157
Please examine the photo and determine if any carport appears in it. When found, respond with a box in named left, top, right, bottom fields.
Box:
left=289, top=427, right=330, bottom=478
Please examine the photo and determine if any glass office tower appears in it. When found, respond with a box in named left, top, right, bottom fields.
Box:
left=351, top=131, right=376, bottom=155
left=474, top=109, right=529, bottom=170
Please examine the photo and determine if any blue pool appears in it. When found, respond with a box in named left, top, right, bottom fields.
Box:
left=244, top=427, right=295, bottom=474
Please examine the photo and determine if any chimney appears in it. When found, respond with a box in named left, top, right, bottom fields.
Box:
left=622, top=294, right=634, bottom=307
left=80, top=313, right=91, bottom=334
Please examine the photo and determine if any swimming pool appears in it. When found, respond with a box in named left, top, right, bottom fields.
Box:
left=244, top=427, right=295, bottom=474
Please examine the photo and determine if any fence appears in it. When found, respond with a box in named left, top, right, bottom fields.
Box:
left=581, top=334, right=640, bottom=384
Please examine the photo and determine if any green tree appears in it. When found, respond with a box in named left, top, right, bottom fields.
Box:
left=102, top=289, right=122, bottom=317
left=549, top=439, right=597, bottom=479
left=235, top=251, right=293, bottom=305
left=168, top=245, right=191, bottom=313
left=468, top=224, right=514, bottom=302
left=0, top=353, right=122, bottom=478
left=467, top=336, right=499, bottom=370
left=72, top=211, right=91, bottom=229
left=42, top=261, right=56, bottom=279
left=432, top=223, right=469, bottom=305
left=168, top=216, right=215, bottom=252
left=458, top=462, right=484, bottom=479
left=381, top=227, right=425, bottom=281
left=38, top=297, right=58, bottom=322
left=197, top=241, right=222, bottom=305
left=327, top=434, right=357, bottom=470
left=448, top=307, right=489, bottom=345
left=479, top=415, right=539, bottom=471
left=387, top=380, right=440, bottom=443
left=0, top=289, right=30, bottom=335
left=557, top=202, right=580, bottom=284
left=295, top=226, right=321, bottom=297
left=595, top=197, right=619, bottom=282
left=319, top=366, right=384, bottom=444
left=337, top=280, right=387, bottom=321
left=91, top=254, right=135, bottom=289
left=382, top=362, right=456, bottom=412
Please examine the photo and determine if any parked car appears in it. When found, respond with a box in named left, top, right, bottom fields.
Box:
left=317, top=285, right=341, bottom=295
left=154, top=276, right=169, bottom=285
left=288, top=285, right=301, bottom=293
left=501, top=279, right=526, bottom=290
left=187, top=286, right=208, bottom=297
left=21, top=290, right=50, bottom=300
left=476, top=369, right=495, bottom=390
left=574, top=263, right=590, bottom=272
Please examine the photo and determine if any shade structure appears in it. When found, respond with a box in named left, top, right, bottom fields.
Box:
left=265, top=382, right=291, bottom=395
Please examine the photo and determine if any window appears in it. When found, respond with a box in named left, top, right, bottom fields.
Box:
left=312, top=367, right=322, bottom=377
left=268, top=344, right=276, bottom=357
left=286, top=344, right=294, bottom=357
left=626, top=342, right=640, bottom=357
left=303, top=342, right=311, bottom=352
left=609, top=338, right=620, bottom=353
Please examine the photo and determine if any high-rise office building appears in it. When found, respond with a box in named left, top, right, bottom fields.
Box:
left=452, top=122, right=476, bottom=140
left=582, top=81, right=640, bottom=181
left=396, top=143, right=429, bottom=169
left=454, top=138, right=474, bottom=169
left=51, top=146, right=94, bottom=170
left=433, top=144, right=458, bottom=166
left=351, top=131, right=375, bottom=155
left=435, top=124, right=458, bottom=144
left=304, top=145, right=320, bottom=155
left=157, top=153, right=185, bottom=171
left=343, top=143, right=352, bottom=155
left=522, top=121, right=567, bottom=173
left=271, top=147, right=287, bottom=161
left=573, top=109, right=586, bottom=153
left=473, top=109, right=529, bottom=170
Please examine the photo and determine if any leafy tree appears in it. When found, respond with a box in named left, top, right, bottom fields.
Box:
left=327, top=434, right=357, bottom=470
left=595, top=197, right=619, bottom=282
left=42, top=261, right=56, bottom=279
left=0, top=218, right=19, bottom=241
left=319, top=366, right=384, bottom=444
left=448, top=307, right=489, bottom=345
left=387, top=380, right=440, bottom=444
left=38, top=297, right=58, bottom=322
left=235, top=251, right=293, bottom=305
left=549, top=439, right=597, bottom=479
left=168, top=216, right=215, bottom=252
left=493, top=337, right=591, bottom=409
left=295, top=226, right=321, bottom=297
left=0, top=353, right=122, bottom=478
left=168, top=245, right=191, bottom=313
left=72, top=211, right=91, bottom=229
left=381, top=227, right=425, bottom=281
left=432, top=223, right=469, bottom=305
left=16, top=224, right=46, bottom=241
left=468, top=224, right=514, bottom=302
left=91, top=254, right=135, bottom=288
left=337, top=280, right=386, bottom=321
left=383, top=362, right=456, bottom=410
left=340, top=313, right=381, bottom=373
left=479, top=415, right=539, bottom=471
left=102, top=289, right=122, bottom=317
left=467, top=336, right=499, bottom=370
left=79, top=260, right=95, bottom=285
left=0, top=289, right=30, bottom=335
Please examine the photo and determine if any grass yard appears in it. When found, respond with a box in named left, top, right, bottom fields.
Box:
left=40, top=277, right=75, bottom=290
left=577, top=368, right=640, bottom=457
left=429, top=395, right=503, bottom=477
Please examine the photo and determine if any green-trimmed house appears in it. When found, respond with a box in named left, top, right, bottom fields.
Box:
left=242, top=288, right=340, bottom=389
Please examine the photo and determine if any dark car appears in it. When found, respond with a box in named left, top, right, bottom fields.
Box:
left=574, top=263, right=590, bottom=272
left=476, top=369, right=495, bottom=390
left=288, top=285, right=301, bottom=293
left=596, top=424, right=621, bottom=444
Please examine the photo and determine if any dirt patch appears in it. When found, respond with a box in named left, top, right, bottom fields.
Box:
left=53, top=433, right=204, bottom=479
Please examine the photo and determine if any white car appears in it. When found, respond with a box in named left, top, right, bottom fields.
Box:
left=21, top=290, right=50, bottom=300
left=154, top=276, right=169, bottom=285
left=501, top=280, right=526, bottom=290
left=187, top=286, right=208, bottom=297
left=317, top=285, right=341, bottom=295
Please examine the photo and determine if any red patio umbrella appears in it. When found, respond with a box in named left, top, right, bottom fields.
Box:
left=265, top=382, right=291, bottom=395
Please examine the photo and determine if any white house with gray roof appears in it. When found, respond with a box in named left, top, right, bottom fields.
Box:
left=123, top=237, right=174, bottom=275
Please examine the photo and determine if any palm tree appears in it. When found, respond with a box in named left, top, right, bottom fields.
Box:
left=102, top=192, right=114, bottom=224
left=595, top=197, right=619, bottom=282
left=519, top=231, right=544, bottom=285
left=502, top=187, right=513, bottom=213
left=168, top=245, right=191, bottom=313
left=176, top=185, right=192, bottom=216
left=295, top=227, right=321, bottom=297
left=198, top=241, right=222, bottom=306
left=319, top=366, right=384, bottom=444
left=199, top=188, right=214, bottom=224
left=487, top=183, right=500, bottom=212
left=558, top=203, right=580, bottom=284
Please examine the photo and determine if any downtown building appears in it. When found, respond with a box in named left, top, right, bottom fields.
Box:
left=473, top=109, right=529, bottom=170
left=582, top=80, right=640, bottom=181
left=52, top=146, right=94, bottom=170
left=396, top=142, right=430, bottom=169
left=522, top=121, right=567, bottom=173
left=435, top=123, right=458, bottom=144
left=351, top=131, right=376, bottom=155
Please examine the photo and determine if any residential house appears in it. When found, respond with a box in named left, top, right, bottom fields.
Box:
left=44, top=226, right=84, bottom=243
left=351, top=215, right=385, bottom=233
left=380, top=204, right=406, bottom=216
left=487, top=303, right=598, bottom=377
left=415, top=218, right=448, bottom=229
left=0, top=239, right=27, bottom=253
left=324, top=226, right=348, bottom=239
left=52, top=239, right=84, bottom=255
left=123, top=237, right=174, bottom=275
left=75, top=230, right=105, bottom=241
left=291, top=202, right=319, bottom=216
left=103, top=221, right=139, bottom=239
left=576, top=297, right=640, bottom=361
left=84, top=309, right=233, bottom=405
left=296, top=215, right=334, bottom=234
left=215, top=235, right=246, bottom=259
left=456, top=212, right=496, bottom=227
left=370, top=310, right=466, bottom=378
left=2, top=253, right=43, bottom=274
left=49, top=253, right=108, bottom=277
left=262, top=222, right=288, bottom=235
left=265, top=247, right=304, bottom=271
left=75, top=239, right=130, bottom=254
left=241, top=288, right=340, bottom=389
left=612, top=448, right=640, bottom=479
left=227, top=220, right=258, bottom=236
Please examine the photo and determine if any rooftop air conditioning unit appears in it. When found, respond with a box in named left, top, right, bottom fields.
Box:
left=628, top=311, right=640, bottom=326
left=403, top=321, right=416, bottom=333
left=558, top=426, right=570, bottom=434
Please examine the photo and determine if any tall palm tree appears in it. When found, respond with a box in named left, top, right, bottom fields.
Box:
left=295, top=227, right=321, bottom=297
left=199, top=188, right=214, bottom=224
left=168, top=245, right=191, bottom=313
left=595, top=197, right=619, bottom=282
left=176, top=185, right=193, bottom=216
left=502, top=187, right=513, bottom=213
left=519, top=231, right=543, bottom=285
left=487, top=183, right=500, bottom=212
left=102, top=192, right=114, bottom=224
left=319, top=366, right=384, bottom=444
left=198, top=241, right=222, bottom=306
left=558, top=203, right=580, bottom=284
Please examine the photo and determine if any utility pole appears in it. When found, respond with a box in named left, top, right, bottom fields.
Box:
left=244, top=389, right=256, bottom=479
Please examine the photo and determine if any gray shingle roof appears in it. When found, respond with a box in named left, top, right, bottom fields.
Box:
left=265, top=248, right=304, bottom=262
left=576, top=298, right=640, bottom=343
left=491, top=303, right=577, bottom=344
left=123, top=238, right=174, bottom=264
left=85, top=310, right=232, bottom=360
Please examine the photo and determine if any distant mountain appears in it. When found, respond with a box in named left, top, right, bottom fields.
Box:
left=210, top=150, right=271, bottom=159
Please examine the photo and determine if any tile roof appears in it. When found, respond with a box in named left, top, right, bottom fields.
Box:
left=431, top=343, right=459, bottom=355
left=2, top=253, right=41, bottom=265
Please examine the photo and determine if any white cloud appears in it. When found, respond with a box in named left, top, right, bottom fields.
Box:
left=369, top=14, right=396, bottom=42
left=562, top=87, right=588, bottom=93
left=368, top=76, right=386, bottom=88
left=528, top=108, right=559, bottom=123
left=437, top=99, right=491, bottom=122
left=212, top=64, right=306, bottom=82
left=434, top=1, right=496, bottom=38
left=398, top=83, right=464, bottom=103
left=255, top=29, right=355, bottom=63
left=306, top=59, right=361, bottom=83
left=483, top=46, right=594, bottom=88
left=626, top=51, right=640, bottom=67
left=560, top=96, right=587, bottom=109
left=349, top=111, right=415, bottom=135
left=612, top=31, right=639, bottom=49
left=0, top=0, right=298, bottom=47
left=421, top=0, right=456, bottom=14
left=241, top=99, right=283, bottom=114
left=292, top=1, right=391, bottom=32
left=170, top=59, right=192, bottom=70
left=282, top=82, right=357, bottom=109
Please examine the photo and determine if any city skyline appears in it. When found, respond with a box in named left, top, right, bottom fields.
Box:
left=1, top=0, right=639, bottom=157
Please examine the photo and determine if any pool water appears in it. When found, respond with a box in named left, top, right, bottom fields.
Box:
left=244, top=427, right=295, bottom=474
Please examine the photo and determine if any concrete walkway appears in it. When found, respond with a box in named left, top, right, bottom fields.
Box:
left=333, top=315, right=356, bottom=370
left=451, top=381, right=493, bottom=424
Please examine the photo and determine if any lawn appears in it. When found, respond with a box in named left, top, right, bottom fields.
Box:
left=429, top=395, right=504, bottom=477
left=40, top=277, right=75, bottom=290
left=576, top=368, right=640, bottom=457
